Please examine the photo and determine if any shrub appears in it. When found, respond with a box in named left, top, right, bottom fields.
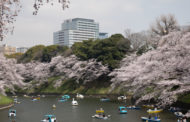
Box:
left=18, top=45, right=45, bottom=63
left=5, top=53, right=23, bottom=60
left=18, top=45, right=69, bottom=63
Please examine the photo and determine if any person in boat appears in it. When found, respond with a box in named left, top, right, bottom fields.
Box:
left=157, top=114, right=160, bottom=119
left=178, top=117, right=183, bottom=122
left=182, top=116, right=187, bottom=122
left=98, top=113, right=102, bottom=118
left=177, top=118, right=180, bottom=122
left=148, top=115, right=151, bottom=119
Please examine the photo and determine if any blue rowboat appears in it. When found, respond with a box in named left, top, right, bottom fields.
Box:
left=8, top=109, right=16, bottom=117
left=100, top=98, right=110, bottom=102
left=62, top=95, right=70, bottom=99
left=41, top=114, right=56, bottom=122
left=59, top=99, right=67, bottom=102
left=119, top=106, right=127, bottom=114
left=141, top=117, right=161, bottom=122
left=126, top=106, right=141, bottom=110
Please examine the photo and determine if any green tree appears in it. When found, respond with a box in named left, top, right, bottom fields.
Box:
left=5, top=53, right=23, bottom=60
left=18, top=45, right=69, bottom=63
left=18, top=45, right=45, bottom=63
left=136, top=45, right=150, bottom=55
left=93, top=37, right=124, bottom=69
left=72, top=40, right=94, bottom=60
left=42, top=45, right=68, bottom=62
left=117, top=38, right=131, bottom=53
left=72, top=34, right=131, bottom=70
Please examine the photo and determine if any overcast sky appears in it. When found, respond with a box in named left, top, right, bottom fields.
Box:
left=1, top=0, right=190, bottom=47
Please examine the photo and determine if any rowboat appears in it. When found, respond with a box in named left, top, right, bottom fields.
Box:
left=119, top=106, right=127, bottom=114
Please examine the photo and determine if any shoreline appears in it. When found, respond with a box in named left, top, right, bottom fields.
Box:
left=0, top=104, right=14, bottom=110
left=11, top=92, right=132, bottom=99
left=7, top=93, right=190, bottom=110
left=11, top=92, right=124, bottom=96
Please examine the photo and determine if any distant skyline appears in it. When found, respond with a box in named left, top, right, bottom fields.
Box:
left=1, top=0, right=190, bottom=47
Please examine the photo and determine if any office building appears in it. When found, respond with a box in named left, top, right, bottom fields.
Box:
left=0, top=44, right=16, bottom=55
left=17, top=47, right=29, bottom=53
left=54, top=18, right=107, bottom=47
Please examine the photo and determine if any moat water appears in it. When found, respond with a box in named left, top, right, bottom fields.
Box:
left=0, top=96, right=177, bottom=122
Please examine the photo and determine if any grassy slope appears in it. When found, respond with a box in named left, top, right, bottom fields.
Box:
left=178, top=93, right=190, bottom=104
left=38, top=77, right=111, bottom=94
left=20, top=75, right=113, bottom=95
left=0, top=95, right=13, bottom=106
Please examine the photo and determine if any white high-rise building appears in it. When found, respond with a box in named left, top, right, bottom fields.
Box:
left=16, top=47, right=29, bottom=53
left=53, top=31, right=64, bottom=45
left=54, top=18, right=100, bottom=47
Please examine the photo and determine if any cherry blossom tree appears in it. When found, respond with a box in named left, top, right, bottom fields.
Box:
left=110, top=31, right=190, bottom=107
left=0, top=53, right=25, bottom=95
left=0, top=0, right=69, bottom=41
left=33, top=0, right=69, bottom=15
left=0, top=0, right=21, bottom=41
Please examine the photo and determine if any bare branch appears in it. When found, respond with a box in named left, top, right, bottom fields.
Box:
left=33, top=0, right=69, bottom=15
left=150, top=14, right=179, bottom=36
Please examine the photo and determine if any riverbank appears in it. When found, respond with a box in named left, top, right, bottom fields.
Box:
left=0, top=104, right=14, bottom=110
left=12, top=75, right=117, bottom=95
left=0, top=94, right=13, bottom=110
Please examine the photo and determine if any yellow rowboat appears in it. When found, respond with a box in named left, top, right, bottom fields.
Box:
left=147, top=109, right=163, bottom=114
left=96, top=108, right=104, bottom=113
left=34, top=97, right=40, bottom=100
left=143, top=105, right=154, bottom=109
left=96, top=110, right=104, bottom=113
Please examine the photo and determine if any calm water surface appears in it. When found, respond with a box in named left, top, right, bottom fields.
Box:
left=0, top=96, right=177, bottom=122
